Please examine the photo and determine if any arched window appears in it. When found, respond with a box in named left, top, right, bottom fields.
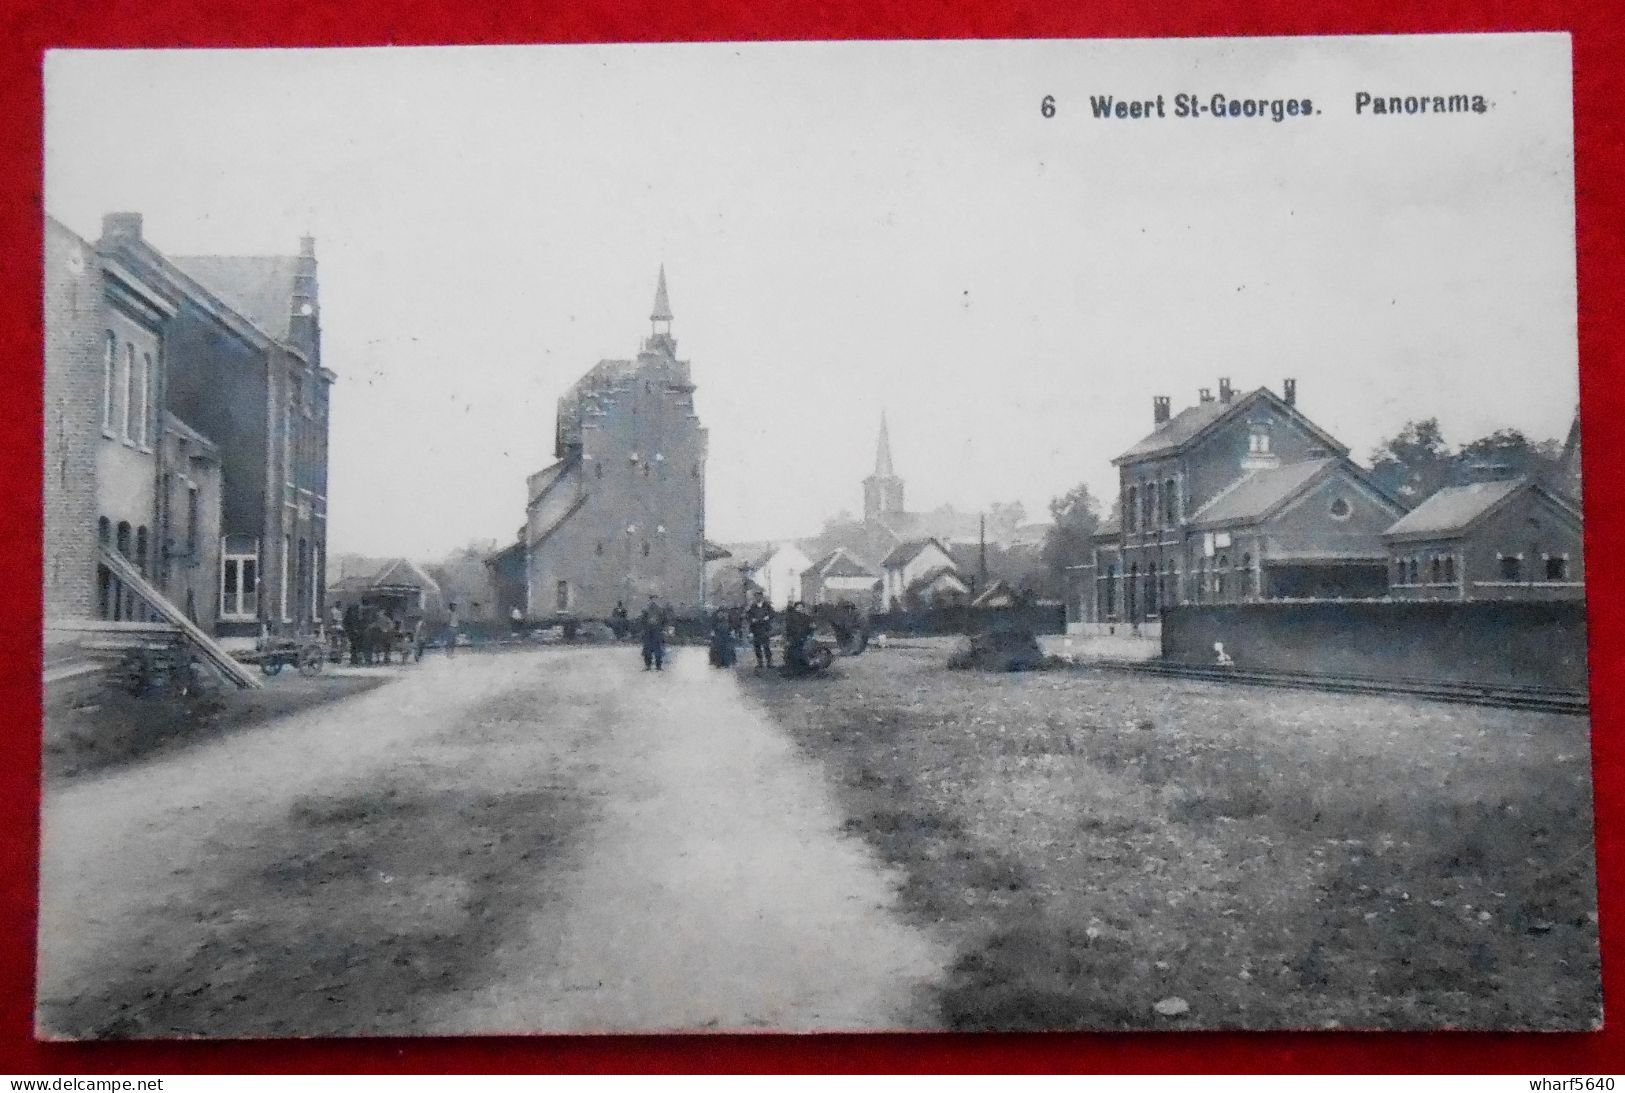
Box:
left=1145, top=483, right=1158, bottom=529
left=116, top=521, right=131, bottom=557
left=1125, top=486, right=1137, bottom=533
left=135, top=526, right=149, bottom=575
left=1164, top=479, right=1178, bottom=524
left=123, top=343, right=138, bottom=442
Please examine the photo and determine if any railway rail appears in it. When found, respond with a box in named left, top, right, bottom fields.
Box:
left=1082, top=658, right=1589, bottom=715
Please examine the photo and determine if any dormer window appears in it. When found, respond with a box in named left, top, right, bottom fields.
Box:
left=1248, top=427, right=1271, bottom=454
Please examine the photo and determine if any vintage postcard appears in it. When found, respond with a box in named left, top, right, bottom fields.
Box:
left=38, top=33, right=1595, bottom=1035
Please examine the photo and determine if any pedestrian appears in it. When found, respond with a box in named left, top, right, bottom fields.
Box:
left=782, top=600, right=815, bottom=674
left=744, top=588, right=775, bottom=670
left=343, top=601, right=363, bottom=666
left=708, top=607, right=736, bottom=668
left=445, top=601, right=460, bottom=657
left=638, top=594, right=669, bottom=671
left=610, top=600, right=629, bottom=641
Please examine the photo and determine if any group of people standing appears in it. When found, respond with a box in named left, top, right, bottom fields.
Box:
left=607, top=590, right=828, bottom=675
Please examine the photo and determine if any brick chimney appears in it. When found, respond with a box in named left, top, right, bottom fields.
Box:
left=1153, top=395, right=1171, bottom=426
left=1198, top=387, right=1214, bottom=404
left=1218, top=377, right=1234, bottom=403
left=1283, top=378, right=1297, bottom=406
left=101, top=212, right=143, bottom=240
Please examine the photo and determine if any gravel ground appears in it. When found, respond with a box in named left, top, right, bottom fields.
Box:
left=37, top=646, right=944, bottom=1038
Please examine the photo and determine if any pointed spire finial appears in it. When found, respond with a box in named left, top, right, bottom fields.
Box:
left=874, top=411, right=895, bottom=478
left=650, top=264, right=673, bottom=324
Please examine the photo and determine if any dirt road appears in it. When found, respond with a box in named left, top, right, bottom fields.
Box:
left=37, top=646, right=945, bottom=1037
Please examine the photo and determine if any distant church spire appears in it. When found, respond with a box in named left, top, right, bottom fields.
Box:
left=651, top=264, right=673, bottom=325
left=863, top=411, right=905, bottom=522
left=874, top=410, right=895, bottom=478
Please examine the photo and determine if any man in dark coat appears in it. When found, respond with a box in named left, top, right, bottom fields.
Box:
left=782, top=600, right=815, bottom=674
left=638, top=595, right=670, bottom=671
left=343, top=602, right=364, bottom=666
left=744, top=590, right=775, bottom=670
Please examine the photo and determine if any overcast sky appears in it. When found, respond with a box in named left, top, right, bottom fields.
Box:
left=44, top=34, right=1576, bottom=558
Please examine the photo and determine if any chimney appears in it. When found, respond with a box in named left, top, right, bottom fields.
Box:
left=1198, top=387, right=1214, bottom=404
left=1283, top=377, right=1297, bottom=406
left=1153, top=396, right=1171, bottom=426
left=1218, top=377, right=1234, bottom=403
left=299, top=234, right=316, bottom=258
left=101, top=212, right=143, bottom=240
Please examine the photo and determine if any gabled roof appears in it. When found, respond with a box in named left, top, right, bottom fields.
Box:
left=1383, top=477, right=1578, bottom=540
left=170, top=255, right=301, bottom=342
left=1188, top=458, right=1338, bottom=527
left=906, top=566, right=970, bottom=595
left=880, top=537, right=954, bottom=570
left=372, top=558, right=443, bottom=594
left=1113, top=387, right=1347, bottom=465
left=810, top=548, right=878, bottom=579
left=970, top=578, right=1014, bottom=607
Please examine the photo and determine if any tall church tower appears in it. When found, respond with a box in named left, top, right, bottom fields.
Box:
left=863, top=412, right=906, bottom=522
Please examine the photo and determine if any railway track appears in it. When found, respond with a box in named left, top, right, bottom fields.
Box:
left=1082, top=658, right=1590, bottom=715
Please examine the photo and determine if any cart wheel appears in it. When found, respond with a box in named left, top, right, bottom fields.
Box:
left=260, top=660, right=283, bottom=676
left=298, top=646, right=324, bottom=676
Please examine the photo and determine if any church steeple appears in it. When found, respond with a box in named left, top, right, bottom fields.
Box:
left=874, top=410, right=895, bottom=478
left=643, top=265, right=677, bottom=357
left=863, top=411, right=905, bottom=522
left=651, top=265, right=673, bottom=328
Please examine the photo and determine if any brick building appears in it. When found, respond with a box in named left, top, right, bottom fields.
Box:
left=1080, top=379, right=1405, bottom=623
left=47, top=212, right=334, bottom=648
left=1383, top=477, right=1584, bottom=601
left=523, top=268, right=708, bottom=619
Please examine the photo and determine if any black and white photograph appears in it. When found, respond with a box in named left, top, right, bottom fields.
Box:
left=38, top=33, right=1596, bottom=1036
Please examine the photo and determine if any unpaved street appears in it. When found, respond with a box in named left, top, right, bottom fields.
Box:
left=37, top=647, right=946, bottom=1037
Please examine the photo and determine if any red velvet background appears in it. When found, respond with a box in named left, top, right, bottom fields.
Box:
left=2, top=0, right=1620, bottom=1074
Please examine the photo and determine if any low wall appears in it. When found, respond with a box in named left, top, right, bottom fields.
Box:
left=1162, top=601, right=1590, bottom=691
left=869, top=604, right=1067, bottom=637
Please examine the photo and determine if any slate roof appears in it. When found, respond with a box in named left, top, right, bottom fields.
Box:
left=1187, top=458, right=1337, bottom=527
left=1114, top=387, right=1347, bottom=465
left=170, top=255, right=301, bottom=342
left=1382, top=479, right=1528, bottom=539
left=810, top=548, right=878, bottom=579
left=880, top=537, right=953, bottom=570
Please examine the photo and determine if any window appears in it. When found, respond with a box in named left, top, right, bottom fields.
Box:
left=556, top=580, right=569, bottom=611
left=96, top=517, right=112, bottom=619
left=101, top=332, right=116, bottom=434
left=1444, top=555, right=1456, bottom=582
left=1546, top=555, right=1568, bottom=581
left=1125, top=486, right=1137, bottom=532
left=122, top=343, right=137, bottom=442
left=1145, top=483, right=1158, bottom=529
left=135, top=526, right=149, bottom=576
left=186, top=484, right=200, bottom=554
left=1407, top=558, right=1419, bottom=584
left=1499, top=554, right=1522, bottom=581
left=1215, top=554, right=1228, bottom=597
left=1103, top=564, right=1117, bottom=617
left=1164, top=479, right=1178, bottom=524
left=1148, top=562, right=1160, bottom=615
left=220, top=537, right=259, bottom=619
left=1329, top=497, right=1351, bottom=520
left=1430, top=556, right=1442, bottom=583
left=136, top=352, right=151, bottom=447
left=1127, top=562, right=1139, bottom=618
left=281, top=534, right=292, bottom=621
left=1249, top=427, right=1271, bottom=454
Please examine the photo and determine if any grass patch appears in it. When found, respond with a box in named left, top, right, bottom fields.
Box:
left=744, top=645, right=1601, bottom=1030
